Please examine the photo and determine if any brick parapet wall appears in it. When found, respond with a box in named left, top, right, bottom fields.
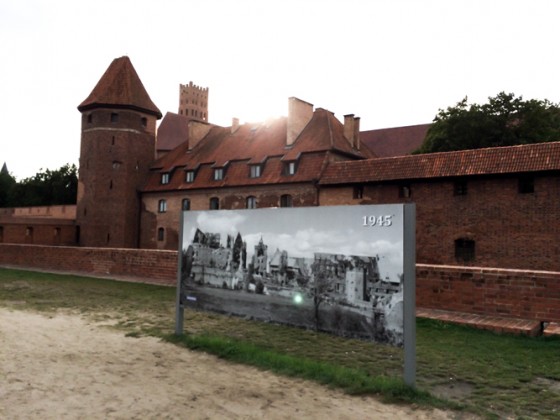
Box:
left=416, top=264, right=560, bottom=322
left=0, top=244, right=177, bottom=287
left=1, top=244, right=559, bottom=322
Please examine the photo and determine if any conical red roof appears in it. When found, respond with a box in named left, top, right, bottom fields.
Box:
left=78, top=56, right=162, bottom=118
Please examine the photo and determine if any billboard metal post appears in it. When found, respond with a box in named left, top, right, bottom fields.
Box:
left=174, top=212, right=185, bottom=335
left=403, top=203, right=416, bottom=387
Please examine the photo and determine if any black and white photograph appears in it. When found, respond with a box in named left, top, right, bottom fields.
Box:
left=180, top=204, right=408, bottom=346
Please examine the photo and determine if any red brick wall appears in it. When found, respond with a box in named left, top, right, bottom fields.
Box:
left=1, top=244, right=558, bottom=322
left=0, top=244, right=177, bottom=286
left=319, top=174, right=560, bottom=271
left=140, top=183, right=318, bottom=250
left=417, top=264, right=560, bottom=322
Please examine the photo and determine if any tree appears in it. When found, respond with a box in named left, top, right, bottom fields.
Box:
left=0, top=164, right=16, bottom=207
left=6, top=164, right=78, bottom=207
left=415, top=92, right=560, bottom=154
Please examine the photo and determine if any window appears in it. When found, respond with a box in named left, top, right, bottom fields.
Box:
left=209, top=197, right=220, bottom=210
left=110, top=112, right=119, bottom=123
left=185, top=171, right=195, bottom=183
left=87, top=114, right=93, bottom=124
left=157, top=227, right=165, bottom=241
left=455, top=238, right=475, bottom=262
left=214, top=168, right=224, bottom=181
left=353, top=185, right=364, bottom=199
left=182, top=198, right=190, bottom=211
left=518, top=175, right=534, bottom=194
left=280, top=194, right=293, bottom=208
left=246, top=196, right=257, bottom=209
left=399, top=184, right=411, bottom=198
left=141, top=117, right=147, bottom=128
left=249, top=165, right=262, bottom=178
left=285, top=161, right=297, bottom=176
left=158, top=199, right=167, bottom=213
left=0, top=226, right=3, bottom=242
left=454, top=180, right=468, bottom=196
left=161, top=173, right=170, bottom=184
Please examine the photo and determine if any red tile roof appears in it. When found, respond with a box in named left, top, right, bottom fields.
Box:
left=320, top=141, right=560, bottom=185
left=143, top=107, right=377, bottom=192
left=360, top=123, right=431, bottom=157
left=78, top=56, right=162, bottom=118
left=156, top=112, right=191, bottom=152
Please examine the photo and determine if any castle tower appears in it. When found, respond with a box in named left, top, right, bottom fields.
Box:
left=178, top=81, right=209, bottom=121
left=76, top=56, right=162, bottom=248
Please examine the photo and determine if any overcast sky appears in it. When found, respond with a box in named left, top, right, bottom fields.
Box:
left=2, top=0, right=559, bottom=179
left=183, top=205, right=406, bottom=281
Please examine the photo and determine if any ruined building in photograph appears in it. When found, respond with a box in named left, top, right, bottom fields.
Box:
left=1, top=55, right=559, bottom=274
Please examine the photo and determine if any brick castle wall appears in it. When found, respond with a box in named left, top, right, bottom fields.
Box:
left=0, top=244, right=176, bottom=286
left=1, top=244, right=558, bottom=322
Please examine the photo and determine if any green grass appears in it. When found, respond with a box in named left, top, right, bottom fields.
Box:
left=1, top=267, right=560, bottom=418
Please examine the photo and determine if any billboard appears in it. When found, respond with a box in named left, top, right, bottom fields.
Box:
left=176, top=204, right=415, bottom=350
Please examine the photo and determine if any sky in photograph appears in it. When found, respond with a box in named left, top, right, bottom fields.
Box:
left=183, top=205, right=406, bottom=281
left=1, top=0, right=559, bottom=179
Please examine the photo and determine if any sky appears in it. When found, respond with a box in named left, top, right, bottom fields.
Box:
left=183, top=205, right=406, bottom=281
left=1, top=0, right=560, bottom=179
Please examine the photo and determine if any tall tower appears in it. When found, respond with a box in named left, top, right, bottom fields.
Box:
left=178, top=81, right=209, bottom=121
left=76, top=56, right=162, bottom=248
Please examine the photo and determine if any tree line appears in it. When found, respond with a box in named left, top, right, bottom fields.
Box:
left=0, top=164, right=77, bottom=208
left=415, top=92, right=560, bottom=154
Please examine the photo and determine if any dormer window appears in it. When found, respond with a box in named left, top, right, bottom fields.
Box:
left=214, top=168, right=224, bottom=181
left=249, top=165, right=262, bottom=178
left=161, top=173, right=170, bottom=184
left=185, top=171, right=195, bottom=183
left=285, top=161, right=297, bottom=176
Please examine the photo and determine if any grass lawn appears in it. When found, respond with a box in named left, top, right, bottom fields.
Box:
left=1, top=267, right=559, bottom=418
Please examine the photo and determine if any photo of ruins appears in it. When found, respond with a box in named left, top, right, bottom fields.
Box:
left=179, top=205, right=406, bottom=346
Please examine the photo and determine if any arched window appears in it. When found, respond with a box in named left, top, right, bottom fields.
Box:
left=280, top=194, right=292, bottom=208
left=246, top=196, right=257, bottom=209
left=182, top=198, right=191, bottom=211
left=158, top=199, right=167, bottom=213
left=157, top=227, right=165, bottom=241
left=209, top=197, right=220, bottom=210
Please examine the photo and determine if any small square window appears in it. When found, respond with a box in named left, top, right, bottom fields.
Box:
left=161, top=173, right=170, bottom=184
left=185, top=171, right=195, bottom=183
left=250, top=165, right=261, bottom=178
left=214, top=168, right=224, bottom=181
left=209, top=197, right=220, bottom=210
left=454, top=180, right=468, bottom=196
left=399, top=184, right=411, bottom=198
left=246, top=196, right=257, bottom=209
left=280, top=194, right=293, bottom=208
left=455, top=238, right=475, bottom=262
left=518, top=175, right=534, bottom=194
left=353, top=185, right=364, bottom=199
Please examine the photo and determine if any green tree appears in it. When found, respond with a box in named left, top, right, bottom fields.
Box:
left=0, top=164, right=16, bottom=207
left=415, top=92, right=560, bottom=154
left=7, top=164, right=78, bottom=207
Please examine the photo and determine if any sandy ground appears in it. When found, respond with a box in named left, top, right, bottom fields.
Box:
left=0, top=308, right=459, bottom=419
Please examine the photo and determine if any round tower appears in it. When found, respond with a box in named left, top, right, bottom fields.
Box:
left=76, top=56, right=162, bottom=248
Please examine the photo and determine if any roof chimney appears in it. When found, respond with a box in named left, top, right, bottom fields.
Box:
left=231, top=117, right=240, bottom=134
left=344, top=114, right=360, bottom=149
left=188, top=120, right=212, bottom=150
left=287, top=97, right=313, bottom=146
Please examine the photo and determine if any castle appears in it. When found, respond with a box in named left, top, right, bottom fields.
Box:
left=1, top=56, right=559, bottom=274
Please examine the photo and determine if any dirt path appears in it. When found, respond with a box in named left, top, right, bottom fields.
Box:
left=0, top=308, right=457, bottom=419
